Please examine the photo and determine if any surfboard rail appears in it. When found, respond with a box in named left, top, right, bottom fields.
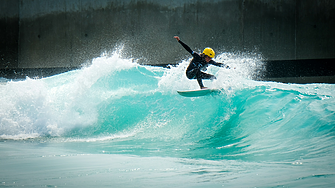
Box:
left=177, top=88, right=219, bottom=97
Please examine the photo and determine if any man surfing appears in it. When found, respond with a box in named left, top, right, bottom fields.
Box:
left=174, top=36, right=230, bottom=89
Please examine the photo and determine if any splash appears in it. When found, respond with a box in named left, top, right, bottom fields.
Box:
left=0, top=52, right=139, bottom=139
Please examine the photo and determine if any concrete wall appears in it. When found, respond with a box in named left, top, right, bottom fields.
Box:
left=0, top=0, right=19, bottom=69
left=1, top=0, right=335, bottom=70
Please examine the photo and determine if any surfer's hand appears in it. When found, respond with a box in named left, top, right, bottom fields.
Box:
left=220, top=64, right=230, bottom=69
left=174, top=36, right=180, bottom=41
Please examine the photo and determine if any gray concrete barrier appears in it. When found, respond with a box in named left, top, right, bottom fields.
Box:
left=1, top=0, right=335, bottom=82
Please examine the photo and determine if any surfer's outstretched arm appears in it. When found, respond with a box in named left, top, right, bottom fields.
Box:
left=174, top=36, right=193, bottom=54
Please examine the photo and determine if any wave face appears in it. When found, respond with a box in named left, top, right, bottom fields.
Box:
left=0, top=52, right=334, bottom=164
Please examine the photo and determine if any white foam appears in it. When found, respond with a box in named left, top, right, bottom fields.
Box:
left=0, top=52, right=140, bottom=139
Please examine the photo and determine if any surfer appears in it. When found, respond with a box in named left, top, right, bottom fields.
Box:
left=174, top=36, right=230, bottom=89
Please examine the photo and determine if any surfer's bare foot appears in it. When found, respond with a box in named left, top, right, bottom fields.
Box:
left=201, top=87, right=208, bottom=89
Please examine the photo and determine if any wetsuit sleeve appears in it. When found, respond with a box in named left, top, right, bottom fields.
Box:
left=209, top=60, right=230, bottom=69
left=178, top=40, right=193, bottom=54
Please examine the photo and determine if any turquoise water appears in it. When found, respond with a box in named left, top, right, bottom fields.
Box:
left=0, top=52, right=334, bottom=187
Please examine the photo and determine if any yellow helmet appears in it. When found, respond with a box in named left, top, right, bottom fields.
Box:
left=202, top=47, right=215, bottom=58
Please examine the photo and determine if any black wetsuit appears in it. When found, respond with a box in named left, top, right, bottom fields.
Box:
left=178, top=40, right=226, bottom=88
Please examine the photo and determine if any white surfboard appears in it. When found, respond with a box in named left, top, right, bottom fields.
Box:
left=177, top=88, right=219, bottom=97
